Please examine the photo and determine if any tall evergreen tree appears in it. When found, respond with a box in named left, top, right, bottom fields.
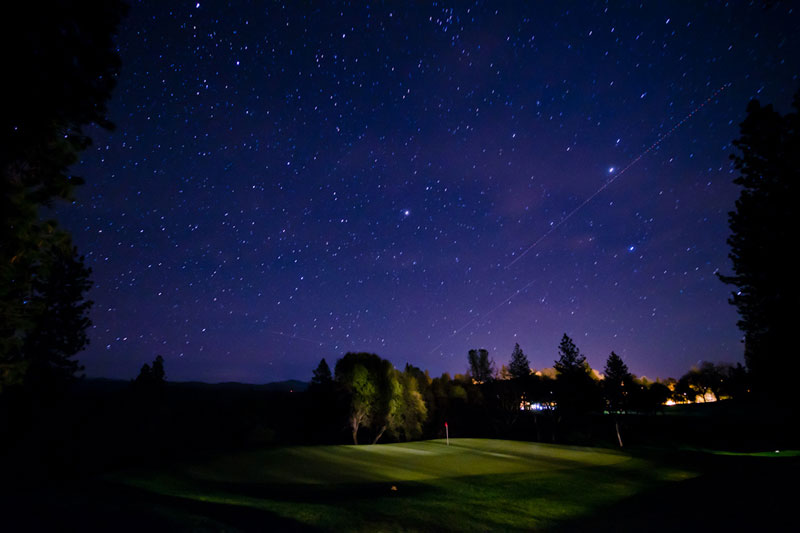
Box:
left=22, top=244, right=93, bottom=390
left=553, top=334, right=599, bottom=423
left=1, top=1, right=127, bottom=392
left=720, top=90, right=799, bottom=398
left=603, top=351, right=632, bottom=447
left=554, top=334, right=588, bottom=377
left=311, top=358, right=333, bottom=387
left=308, top=357, right=338, bottom=443
left=508, top=343, right=531, bottom=380
left=603, top=351, right=632, bottom=410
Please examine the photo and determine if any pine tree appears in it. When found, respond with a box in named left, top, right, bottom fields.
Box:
left=22, top=243, right=93, bottom=390
left=553, top=334, right=599, bottom=419
left=1, top=1, right=127, bottom=392
left=720, top=90, right=799, bottom=398
left=508, top=343, right=531, bottom=380
left=603, top=351, right=632, bottom=411
left=311, top=358, right=333, bottom=386
left=603, top=351, right=632, bottom=447
left=554, top=334, right=588, bottom=377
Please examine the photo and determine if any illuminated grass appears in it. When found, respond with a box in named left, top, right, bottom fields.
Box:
left=113, top=439, right=698, bottom=531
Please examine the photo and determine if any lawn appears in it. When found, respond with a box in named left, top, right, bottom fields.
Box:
left=7, top=437, right=798, bottom=531
left=106, top=439, right=700, bottom=531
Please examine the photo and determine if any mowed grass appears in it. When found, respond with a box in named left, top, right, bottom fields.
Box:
left=111, top=439, right=698, bottom=531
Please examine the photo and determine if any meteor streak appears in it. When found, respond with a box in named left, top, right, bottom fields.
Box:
left=430, top=84, right=730, bottom=354
left=429, top=278, right=538, bottom=353
left=506, top=84, right=729, bottom=269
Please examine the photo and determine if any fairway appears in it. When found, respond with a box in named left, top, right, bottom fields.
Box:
left=111, top=439, right=698, bottom=531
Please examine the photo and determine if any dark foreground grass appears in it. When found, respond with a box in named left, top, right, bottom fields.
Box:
left=5, top=439, right=797, bottom=531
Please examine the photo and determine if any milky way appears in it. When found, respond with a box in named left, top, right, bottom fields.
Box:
left=58, top=1, right=799, bottom=383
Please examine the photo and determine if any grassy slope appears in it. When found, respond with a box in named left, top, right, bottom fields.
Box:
left=111, top=439, right=698, bottom=531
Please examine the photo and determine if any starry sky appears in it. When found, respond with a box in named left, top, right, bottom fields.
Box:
left=58, top=1, right=799, bottom=383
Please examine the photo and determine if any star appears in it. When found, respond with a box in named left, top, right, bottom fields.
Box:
left=56, top=1, right=787, bottom=382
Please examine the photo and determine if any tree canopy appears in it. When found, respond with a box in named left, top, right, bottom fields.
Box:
left=334, top=352, right=399, bottom=444
left=0, top=1, right=127, bottom=392
left=468, top=348, right=494, bottom=383
left=720, top=90, right=799, bottom=398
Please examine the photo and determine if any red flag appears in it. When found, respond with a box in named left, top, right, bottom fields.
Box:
left=445, top=422, right=448, bottom=428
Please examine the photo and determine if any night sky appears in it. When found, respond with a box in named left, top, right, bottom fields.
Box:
left=58, top=1, right=799, bottom=383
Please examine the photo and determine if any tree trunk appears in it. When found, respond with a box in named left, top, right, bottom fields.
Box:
left=372, top=424, right=387, bottom=444
left=350, top=416, right=359, bottom=444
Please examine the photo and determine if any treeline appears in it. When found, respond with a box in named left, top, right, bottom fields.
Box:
left=0, top=337, right=788, bottom=486
left=303, top=334, right=753, bottom=447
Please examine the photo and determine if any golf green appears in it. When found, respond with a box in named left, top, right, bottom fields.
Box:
left=113, top=439, right=698, bottom=531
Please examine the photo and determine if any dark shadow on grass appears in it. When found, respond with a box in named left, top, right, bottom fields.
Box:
left=2, top=479, right=319, bottom=533
left=547, top=454, right=800, bottom=533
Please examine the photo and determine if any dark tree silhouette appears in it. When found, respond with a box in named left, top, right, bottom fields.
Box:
left=22, top=244, right=93, bottom=391
left=603, top=351, right=632, bottom=447
left=508, top=343, right=531, bottom=380
left=311, top=358, right=333, bottom=387
left=468, top=348, right=494, bottom=383
left=722, top=362, right=750, bottom=399
left=678, top=362, right=739, bottom=403
left=151, top=355, right=166, bottom=383
left=0, top=1, right=127, bottom=392
left=307, top=357, right=340, bottom=443
left=720, top=90, right=799, bottom=399
left=553, top=334, right=600, bottom=433
left=135, top=355, right=166, bottom=388
left=603, top=352, right=632, bottom=411
left=674, top=373, right=695, bottom=404
left=137, top=364, right=153, bottom=383
left=554, top=334, right=588, bottom=377
left=636, top=381, right=670, bottom=413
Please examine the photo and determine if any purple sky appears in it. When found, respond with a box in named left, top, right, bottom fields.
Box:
left=59, top=1, right=799, bottom=383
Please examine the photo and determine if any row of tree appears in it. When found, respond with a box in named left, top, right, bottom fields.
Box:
left=470, top=336, right=747, bottom=406
left=308, top=334, right=750, bottom=447
left=309, top=353, right=428, bottom=444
